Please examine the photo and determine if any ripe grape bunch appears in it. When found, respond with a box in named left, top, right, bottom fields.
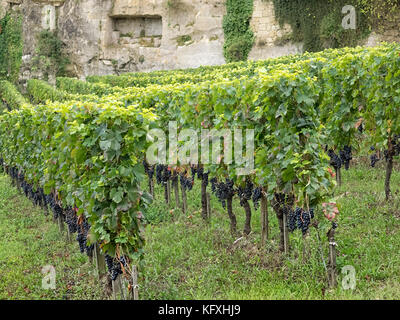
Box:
left=383, top=135, right=400, bottom=161
left=180, top=171, right=194, bottom=191
left=162, top=166, right=171, bottom=183
left=328, top=149, right=342, bottom=170
left=155, top=164, right=165, bottom=185
left=213, top=178, right=235, bottom=209
left=105, top=254, right=128, bottom=281
left=370, top=148, right=380, bottom=168
left=252, top=187, right=262, bottom=210
left=237, top=179, right=253, bottom=207
left=339, top=146, right=352, bottom=171
left=197, top=167, right=204, bottom=180
left=210, top=177, right=217, bottom=193
left=76, top=218, right=94, bottom=257
left=287, top=207, right=315, bottom=235
left=52, top=203, right=64, bottom=221
left=65, top=207, right=78, bottom=234
left=143, top=159, right=154, bottom=180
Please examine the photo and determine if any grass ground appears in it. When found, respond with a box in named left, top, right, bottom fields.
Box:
left=140, top=161, right=400, bottom=299
left=0, top=175, right=106, bottom=300
left=0, top=162, right=399, bottom=299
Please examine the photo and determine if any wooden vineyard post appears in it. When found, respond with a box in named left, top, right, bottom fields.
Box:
left=94, top=243, right=106, bottom=279
left=180, top=180, right=187, bottom=214
left=57, top=215, right=64, bottom=233
left=148, top=175, right=154, bottom=200
left=260, top=192, right=269, bottom=246
left=112, top=276, right=126, bottom=300
left=130, top=265, right=139, bottom=300
left=119, top=276, right=126, bottom=300
left=167, top=180, right=171, bottom=205
left=173, top=175, right=180, bottom=209
left=112, top=278, right=119, bottom=300
left=327, top=225, right=337, bottom=288
left=206, top=192, right=211, bottom=221
left=282, top=209, right=289, bottom=254
left=335, top=167, right=342, bottom=187
left=66, top=226, right=72, bottom=243
left=201, top=178, right=208, bottom=221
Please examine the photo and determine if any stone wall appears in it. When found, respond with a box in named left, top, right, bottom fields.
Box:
left=249, top=0, right=302, bottom=60
left=11, top=0, right=228, bottom=79
left=0, top=0, right=9, bottom=19
left=1, top=0, right=400, bottom=80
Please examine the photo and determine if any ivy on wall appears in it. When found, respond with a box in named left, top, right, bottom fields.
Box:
left=0, top=11, right=23, bottom=84
left=223, top=0, right=255, bottom=63
left=358, top=0, right=400, bottom=31
left=271, top=0, right=371, bottom=52
left=31, top=30, right=70, bottom=81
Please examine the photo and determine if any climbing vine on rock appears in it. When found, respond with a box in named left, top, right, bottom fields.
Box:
left=0, top=11, right=23, bottom=84
left=31, top=30, right=70, bottom=81
left=223, top=0, right=255, bottom=63
left=271, top=0, right=370, bottom=52
left=358, top=0, right=400, bottom=31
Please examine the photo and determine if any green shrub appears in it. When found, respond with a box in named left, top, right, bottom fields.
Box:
left=56, top=77, right=116, bottom=96
left=223, top=0, right=255, bottom=63
left=271, top=0, right=370, bottom=52
left=0, top=80, right=27, bottom=110
left=0, top=11, right=23, bottom=84
left=27, top=79, right=68, bottom=104
left=31, top=30, right=70, bottom=80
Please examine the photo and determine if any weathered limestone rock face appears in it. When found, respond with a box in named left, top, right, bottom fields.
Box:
left=14, top=0, right=228, bottom=78
left=105, top=0, right=226, bottom=72
left=3, top=0, right=400, bottom=80
left=0, top=0, right=10, bottom=19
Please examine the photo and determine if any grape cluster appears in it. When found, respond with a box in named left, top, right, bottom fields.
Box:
left=197, top=167, right=204, bottom=180
left=105, top=254, right=128, bottom=281
left=143, top=159, right=154, bottom=180
left=328, top=149, right=342, bottom=170
left=65, top=207, right=78, bottom=234
left=382, top=135, right=400, bottom=161
left=18, top=175, right=47, bottom=209
left=339, top=146, right=352, bottom=170
left=237, top=179, right=253, bottom=207
left=213, top=179, right=235, bottom=209
left=155, top=164, right=172, bottom=184
left=180, top=172, right=194, bottom=191
left=252, top=187, right=262, bottom=210
left=191, top=166, right=197, bottom=179
left=162, top=166, right=171, bottom=183
left=76, top=218, right=94, bottom=257
left=210, top=177, right=217, bottom=193
left=287, top=207, right=315, bottom=235
left=370, top=153, right=379, bottom=167
left=394, top=135, right=400, bottom=156
left=274, top=193, right=288, bottom=205
left=201, top=170, right=209, bottom=187
left=52, top=203, right=64, bottom=221
left=3, top=164, right=96, bottom=260
left=155, top=164, right=165, bottom=184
